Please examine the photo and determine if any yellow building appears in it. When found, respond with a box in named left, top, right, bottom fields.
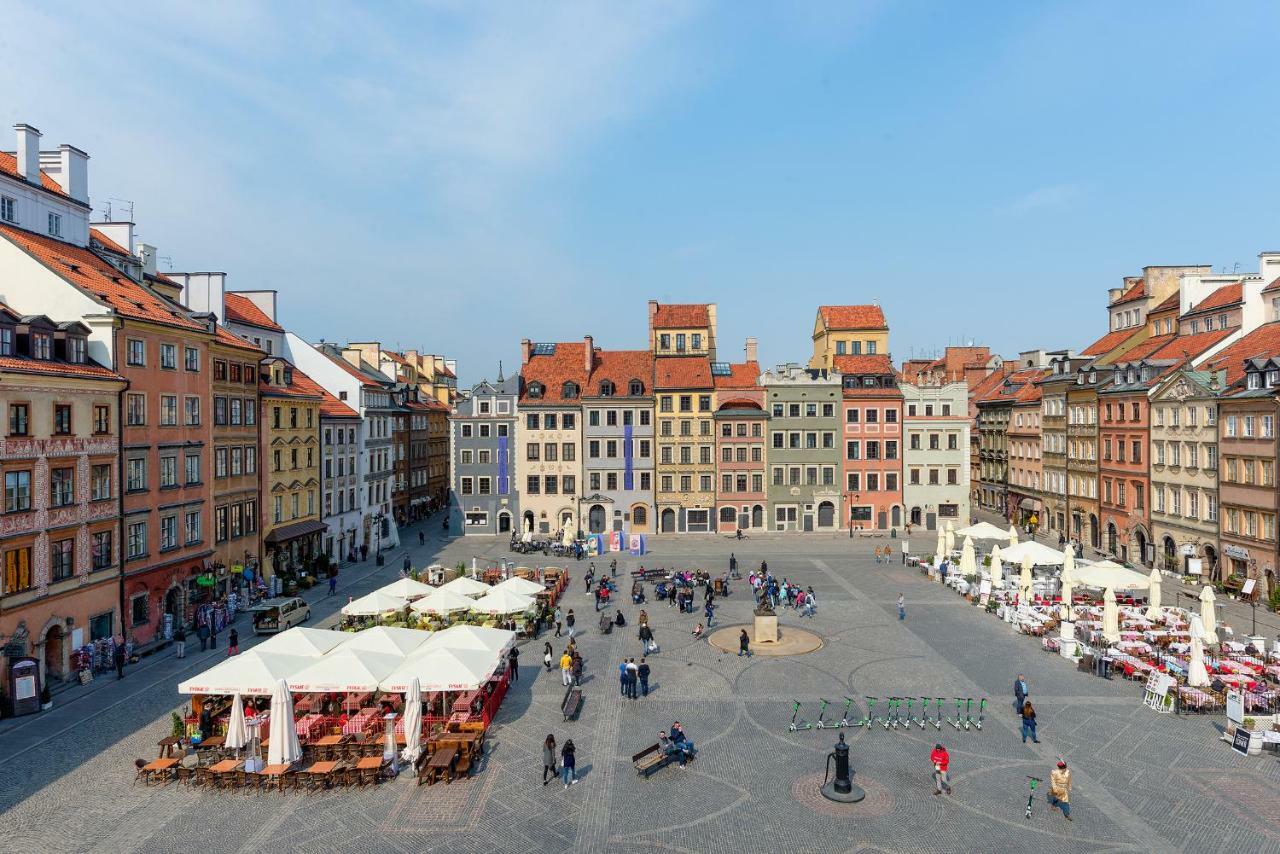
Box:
left=258, top=357, right=325, bottom=581
left=810, top=305, right=889, bottom=370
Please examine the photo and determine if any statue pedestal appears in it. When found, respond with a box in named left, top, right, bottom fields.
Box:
left=754, top=613, right=778, bottom=644
left=1058, top=620, right=1077, bottom=659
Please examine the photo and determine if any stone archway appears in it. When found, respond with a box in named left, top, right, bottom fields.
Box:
left=660, top=508, right=676, bottom=533
left=497, top=512, right=511, bottom=533
left=1163, top=537, right=1177, bottom=572
left=588, top=504, right=607, bottom=534
left=817, top=501, right=835, bottom=528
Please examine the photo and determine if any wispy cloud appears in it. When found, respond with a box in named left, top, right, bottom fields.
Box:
left=1001, top=182, right=1085, bottom=214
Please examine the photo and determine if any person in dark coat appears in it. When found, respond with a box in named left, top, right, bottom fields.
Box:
left=113, top=638, right=127, bottom=679
left=1014, top=674, right=1029, bottom=714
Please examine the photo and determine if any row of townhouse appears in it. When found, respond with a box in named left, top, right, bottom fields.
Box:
left=450, top=300, right=973, bottom=538
left=967, top=256, right=1280, bottom=601
left=0, top=124, right=454, bottom=701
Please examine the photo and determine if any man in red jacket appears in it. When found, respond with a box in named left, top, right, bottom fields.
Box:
left=930, top=743, right=952, bottom=795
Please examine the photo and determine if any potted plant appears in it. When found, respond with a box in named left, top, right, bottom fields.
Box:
left=39, top=683, right=52, bottom=711
left=171, top=711, right=186, bottom=739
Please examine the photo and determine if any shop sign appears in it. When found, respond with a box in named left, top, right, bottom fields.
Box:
left=1231, top=727, right=1252, bottom=756
left=1223, top=545, right=1250, bottom=560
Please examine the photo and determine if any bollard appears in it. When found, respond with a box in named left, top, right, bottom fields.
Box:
left=821, top=732, right=865, bottom=803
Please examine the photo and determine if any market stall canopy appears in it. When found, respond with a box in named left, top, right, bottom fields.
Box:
left=380, top=646, right=500, bottom=693
left=1000, top=540, right=1065, bottom=567
left=286, top=648, right=402, bottom=694
left=341, top=591, right=408, bottom=616
left=409, top=587, right=477, bottom=615
left=470, top=587, right=536, bottom=615
left=178, top=651, right=312, bottom=696
left=339, top=626, right=432, bottom=658
left=956, top=521, right=1012, bottom=540
left=424, top=624, right=516, bottom=656
left=375, top=577, right=437, bottom=601
left=438, top=575, right=491, bottom=598
left=254, top=627, right=351, bottom=658
left=496, top=576, right=546, bottom=596
left=1072, top=561, right=1151, bottom=591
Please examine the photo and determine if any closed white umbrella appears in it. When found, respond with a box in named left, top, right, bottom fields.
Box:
left=1007, top=524, right=1019, bottom=546
left=496, top=576, right=546, bottom=596
left=945, top=525, right=955, bottom=554
left=225, top=691, right=248, bottom=752
left=410, top=587, right=476, bottom=615
left=1145, top=567, right=1163, bottom=621
left=376, top=577, right=437, bottom=601
left=1019, top=553, right=1034, bottom=603
left=934, top=529, right=946, bottom=565
left=1101, top=587, right=1121, bottom=643
left=989, top=544, right=1003, bottom=588
left=1059, top=551, right=1075, bottom=617
left=400, top=677, right=424, bottom=764
left=439, top=575, right=490, bottom=598
left=1187, top=616, right=1211, bottom=687
left=267, top=677, right=302, bottom=767
left=470, top=587, right=535, bottom=616
left=959, top=537, right=977, bottom=578
left=1199, top=585, right=1217, bottom=641
left=561, top=523, right=575, bottom=547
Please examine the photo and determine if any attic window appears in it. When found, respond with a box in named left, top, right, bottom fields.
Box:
left=1267, top=369, right=1279, bottom=387
left=562, top=382, right=579, bottom=399
left=527, top=382, right=544, bottom=399
left=63, top=261, right=81, bottom=273
left=598, top=380, right=615, bottom=397
left=67, top=336, right=86, bottom=363
left=31, top=331, right=52, bottom=360
left=532, top=343, right=556, bottom=356
left=628, top=379, right=644, bottom=396
left=1248, top=372, right=1263, bottom=390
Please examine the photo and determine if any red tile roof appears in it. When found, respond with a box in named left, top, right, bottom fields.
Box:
left=213, top=323, right=264, bottom=354
left=1183, top=283, right=1243, bottom=316
left=832, top=354, right=895, bottom=375
left=423, top=398, right=450, bottom=412
left=1110, top=281, right=1146, bottom=306
left=0, top=354, right=124, bottom=381
left=1152, top=292, right=1181, bottom=313
left=651, top=303, right=710, bottom=329
left=1203, top=321, right=1280, bottom=386
left=587, top=349, right=655, bottom=395
left=260, top=363, right=324, bottom=401
left=0, top=151, right=75, bottom=201
left=654, top=356, right=712, bottom=390
left=1263, top=276, right=1280, bottom=295
left=969, top=368, right=1010, bottom=401
left=291, top=370, right=359, bottom=418
left=89, top=229, right=131, bottom=257
left=1144, top=328, right=1233, bottom=363
left=1081, top=328, right=1140, bottom=357
left=520, top=342, right=590, bottom=403
left=716, top=397, right=765, bottom=410
left=0, top=223, right=204, bottom=331
left=818, top=304, right=887, bottom=330
left=1113, top=333, right=1177, bottom=364
left=316, top=347, right=387, bottom=390
left=713, top=361, right=761, bottom=390
left=975, top=367, right=1044, bottom=404
left=223, top=292, right=283, bottom=332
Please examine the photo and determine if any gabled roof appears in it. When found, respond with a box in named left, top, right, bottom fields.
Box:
left=223, top=292, right=284, bottom=332
left=969, top=368, right=1011, bottom=400
left=976, top=368, right=1044, bottom=404
left=1152, top=292, right=1181, bottom=313
left=818, top=305, right=887, bottom=330
left=520, top=341, right=589, bottom=404
left=1262, top=276, right=1280, bottom=295
left=290, top=367, right=356, bottom=417
left=260, top=362, right=325, bottom=401
left=0, top=223, right=204, bottom=331
left=214, top=323, right=265, bottom=355
left=1081, top=328, right=1139, bottom=357
left=587, top=349, right=654, bottom=396
left=832, top=354, right=895, bottom=375
left=1203, top=321, right=1280, bottom=387
left=1110, top=281, right=1146, bottom=306
left=713, top=361, right=761, bottom=390
left=651, top=303, right=710, bottom=329
left=1183, top=283, right=1243, bottom=317
left=654, top=356, right=712, bottom=390
left=0, top=151, right=74, bottom=201
left=316, top=346, right=391, bottom=390
left=1111, top=333, right=1177, bottom=364
left=0, top=301, right=124, bottom=381
left=1144, top=328, right=1233, bottom=363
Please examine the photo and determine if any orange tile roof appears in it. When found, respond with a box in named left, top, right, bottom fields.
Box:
left=716, top=397, right=765, bottom=410
left=1113, top=333, right=1177, bottom=363
left=1081, top=328, right=1139, bottom=357
left=0, top=223, right=204, bottom=331
left=1263, top=276, right=1280, bottom=295
left=969, top=368, right=1010, bottom=400
left=423, top=398, right=450, bottom=412
left=1152, top=292, right=1181, bottom=313
left=587, top=349, right=654, bottom=395
left=260, top=363, right=325, bottom=401
left=975, top=368, right=1041, bottom=404
left=0, top=354, right=124, bottom=381
left=438, top=364, right=455, bottom=378
left=818, top=304, right=887, bottom=330
left=213, top=323, right=264, bottom=354
left=1203, top=321, right=1280, bottom=386
left=713, top=361, right=761, bottom=390
left=1144, top=328, right=1233, bottom=363
left=291, top=369, right=359, bottom=418
left=223, top=292, right=283, bottom=332
left=0, top=151, right=75, bottom=201
left=1184, top=283, right=1243, bottom=316
left=832, top=354, right=895, bottom=375
left=654, top=356, right=712, bottom=390
left=1110, top=281, right=1146, bottom=306
left=520, top=342, right=590, bottom=403
left=651, top=303, right=710, bottom=329
left=89, top=228, right=131, bottom=257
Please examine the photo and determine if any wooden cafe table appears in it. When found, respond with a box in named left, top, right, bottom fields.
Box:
left=354, top=756, right=383, bottom=785
left=141, top=757, right=179, bottom=785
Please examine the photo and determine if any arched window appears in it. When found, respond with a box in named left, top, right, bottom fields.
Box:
left=562, top=382, right=579, bottom=399
left=632, top=505, right=647, bottom=527
left=628, top=379, right=644, bottom=396
left=599, top=380, right=615, bottom=397
left=527, top=382, right=544, bottom=399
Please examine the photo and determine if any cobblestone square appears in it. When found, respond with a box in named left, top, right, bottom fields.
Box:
left=1, top=532, right=1277, bottom=854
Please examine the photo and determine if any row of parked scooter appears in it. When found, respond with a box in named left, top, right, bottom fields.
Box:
left=789, top=697, right=988, bottom=732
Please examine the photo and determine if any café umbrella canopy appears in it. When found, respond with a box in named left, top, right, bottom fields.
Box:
left=225, top=692, right=249, bottom=752
left=496, top=576, right=546, bottom=597
left=1101, top=587, right=1121, bottom=643
left=1072, top=561, right=1151, bottom=591
left=254, top=627, right=350, bottom=658
left=339, top=626, right=432, bottom=658
left=341, top=591, right=408, bottom=617
left=956, top=521, right=1012, bottom=540
left=439, top=575, right=490, bottom=598
left=375, top=577, right=437, bottom=601
left=410, top=587, right=477, bottom=615
left=400, top=677, right=424, bottom=764
left=286, top=648, right=402, bottom=694
left=177, top=651, right=311, bottom=696
left=424, top=624, right=517, bottom=656
left=1146, top=567, right=1163, bottom=620
left=470, top=587, right=536, bottom=616
left=1000, top=540, right=1066, bottom=567
left=380, top=646, right=499, bottom=693
left=267, top=678, right=303, bottom=767
left=1187, top=617, right=1211, bottom=687
left=1199, top=585, right=1218, bottom=641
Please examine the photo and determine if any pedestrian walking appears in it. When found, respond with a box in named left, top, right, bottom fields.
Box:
left=228, top=628, right=239, bottom=656
left=739, top=628, right=752, bottom=657
left=618, top=660, right=628, bottom=697
left=639, top=623, right=655, bottom=654
left=897, top=594, right=906, bottom=621
left=704, top=601, right=715, bottom=628
left=113, top=637, right=126, bottom=680
left=544, top=642, right=554, bottom=671
left=729, top=553, right=738, bottom=578
left=1020, top=700, right=1040, bottom=743
left=403, top=554, right=412, bottom=575
left=174, top=624, right=186, bottom=659
left=419, top=530, right=425, bottom=546
left=210, top=620, right=218, bottom=649
left=626, top=658, right=639, bottom=699
left=1013, top=674, right=1029, bottom=715
left=328, top=574, right=337, bottom=595
left=566, top=609, right=576, bottom=638
left=930, top=743, right=952, bottom=795
left=610, top=559, right=617, bottom=577
left=572, top=652, right=584, bottom=686
left=560, top=739, right=578, bottom=788
left=542, top=734, right=558, bottom=785
left=1048, top=759, right=1073, bottom=820
left=560, top=650, right=573, bottom=687
left=508, top=646, right=520, bottom=682
left=554, top=607, right=563, bottom=637
left=197, top=621, right=208, bottom=651
left=638, top=658, right=650, bottom=696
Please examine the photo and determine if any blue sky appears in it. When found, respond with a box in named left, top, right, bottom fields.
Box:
left=3, top=2, right=1279, bottom=382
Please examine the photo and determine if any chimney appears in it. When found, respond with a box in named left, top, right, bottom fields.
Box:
left=138, top=243, right=158, bottom=277
left=93, top=222, right=135, bottom=256
left=521, top=339, right=533, bottom=365
left=57, top=144, right=89, bottom=203
left=14, top=124, right=41, bottom=183
left=583, top=335, right=593, bottom=373
left=744, top=337, right=758, bottom=363
left=340, top=346, right=364, bottom=369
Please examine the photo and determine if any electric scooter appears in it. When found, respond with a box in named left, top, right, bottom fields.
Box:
left=789, top=700, right=811, bottom=732
left=838, top=696, right=856, bottom=728
left=885, top=697, right=900, bottom=729
left=950, top=697, right=964, bottom=730
left=1025, top=776, right=1043, bottom=819
left=860, top=697, right=878, bottom=729
left=962, top=697, right=974, bottom=731
left=975, top=697, right=988, bottom=731
left=814, top=698, right=832, bottom=730
left=933, top=696, right=945, bottom=730
left=902, top=697, right=917, bottom=729
left=918, top=697, right=930, bottom=730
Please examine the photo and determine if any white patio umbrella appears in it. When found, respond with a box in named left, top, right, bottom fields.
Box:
left=267, top=677, right=302, bottom=767
left=400, top=677, right=424, bottom=764
left=225, top=691, right=249, bottom=753
left=956, top=521, right=1012, bottom=540
left=1101, top=587, right=1121, bottom=643
left=1187, top=616, right=1211, bottom=687
left=341, top=590, right=408, bottom=617
left=1059, top=556, right=1075, bottom=621
left=989, top=544, right=1003, bottom=588
left=561, top=523, right=575, bottom=547
left=410, top=587, right=476, bottom=615
left=1001, top=540, right=1066, bottom=567
left=286, top=648, right=402, bottom=694
left=1145, top=567, right=1163, bottom=621
left=1072, top=562, right=1151, bottom=591
left=1019, top=553, right=1034, bottom=603
left=1199, top=585, right=1217, bottom=641
left=341, top=626, right=433, bottom=658
left=376, top=577, right=437, bottom=601
left=496, top=576, right=546, bottom=597
left=380, top=646, right=499, bottom=693
left=177, top=651, right=311, bottom=696
left=959, top=537, right=977, bottom=578
left=439, top=575, right=490, bottom=598
left=255, top=627, right=350, bottom=657
left=1007, top=524, right=1019, bottom=546
left=423, top=624, right=517, bottom=656
left=470, top=587, right=535, bottom=615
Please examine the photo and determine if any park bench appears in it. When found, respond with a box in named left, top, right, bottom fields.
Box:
left=631, top=567, right=666, bottom=580
left=562, top=684, right=583, bottom=722
left=631, top=743, right=671, bottom=777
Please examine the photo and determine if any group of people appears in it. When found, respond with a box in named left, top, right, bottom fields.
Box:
left=549, top=640, right=585, bottom=687
left=872, top=543, right=907, bottom=564
left=617, top=657, right=652, bottom=698
left=749, top=569, right=817, bottom=617
left=929, top=740, right=1071, bottom=821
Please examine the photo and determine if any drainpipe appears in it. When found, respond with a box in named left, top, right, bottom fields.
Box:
left=115, top=326, right=130, bottom=642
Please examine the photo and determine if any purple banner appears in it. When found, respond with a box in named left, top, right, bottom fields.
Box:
left=497, top=435, right=509, bottom=494
left=623, top=425, right=634, bottom=491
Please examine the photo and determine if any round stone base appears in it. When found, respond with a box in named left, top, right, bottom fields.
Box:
left=707, top=624, right=824, bottom=657
left=820, top=781, right=866, bottom=803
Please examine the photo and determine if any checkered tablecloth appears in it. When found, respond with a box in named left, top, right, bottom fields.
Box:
left=342, top=714, right=373, bottom=736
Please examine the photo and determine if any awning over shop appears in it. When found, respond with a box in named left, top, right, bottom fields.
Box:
left=1019, top=498, right=1039, bottom=511
left=264, top=519, right=328, bottom=545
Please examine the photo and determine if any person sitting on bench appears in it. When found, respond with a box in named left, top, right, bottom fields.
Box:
left=614, top=610, right=627, bottom=628
left=691, top=622, right=704, bottom=640
left=669, top=722, right=694, bottom=767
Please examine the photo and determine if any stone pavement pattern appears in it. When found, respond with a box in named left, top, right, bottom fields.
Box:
left=1, top=529, right=1277, bottom=854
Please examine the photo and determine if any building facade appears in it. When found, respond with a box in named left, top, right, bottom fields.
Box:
left=451, top=375, right=520, bottom=536
left=810, top=305, right=888, bottom=371
left=517, top=339, right=587, bottom=536
left=581, top=349, right=655, bottom=534
left=835, top=355, right=901, bottom=531
left=1007, top=377, right=1045, bottom=530
left=900, top=381, right=969, bottom=531
left=259, top=358, right=325, bottom=577
left=209, top=327, right=263, bottom=589
left=318, top=388, right=362, bottom=563
left=712, top=349, right=765, bottom=533
left=763, top=364, right=842, bottom=532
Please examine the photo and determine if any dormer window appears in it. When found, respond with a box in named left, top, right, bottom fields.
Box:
left=1140, top=366, right=1151, bottom=383
left=1126, top=368, right=1135, bottom=384
left=0, top=326, right=11, bottom=356
left=1267, top=369, right=1280, bottom=387
left=0, top=196, right=14, bottom=223
left=1089, top=370, right=1097, bottom=384
left=527, top=382, right=544, bottom=400
left=31, top=332, right=52, bottom=360
left=629, top=379, right=644, bottom=396
left=1248, top=371, right=1263, bottom=390
left=599, top=380, right=615, bottom=397
left=562, top=382, right=579, bottom=399
left=67, top=336, right=86, bottom=364
left=47, top=213, right=61, bottom=237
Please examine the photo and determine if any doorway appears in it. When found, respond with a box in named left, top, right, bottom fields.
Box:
left=588, top=504, right=606, bottom=534
left=44, top=624, right=65, bottom=682
left=498, top=512, right=511, bottom=533
left=661, top=508, right=676, bottom=532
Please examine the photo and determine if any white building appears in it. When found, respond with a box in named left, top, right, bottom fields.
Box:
left=901, top=381, right=971, bottom=530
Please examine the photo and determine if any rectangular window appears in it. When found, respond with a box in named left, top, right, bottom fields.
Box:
left=184, top=396, right=200, bottom=426
left=4, top=470, right=31, bottom=512
left=214, top=396, right=227, bottom=426
left=184, top=347, right=200, bottom=371
left=90, top=463, right=111, bottom=500
left=93, top=404, right=110, bottom=435
left=4, top=547, right=33, bottom=593
left=160, top=343, right=177, bottom=370
left=215, top=447, right=228, bottom=478
left=0, top=195, right=14, bottom=222
left=47, top=212, right=61, bottom=237
left=92, top=531, right=112, bottom=570
left=9, top=402, right=29, bottom=436
left=52, top=403, right=72, bottom=435
left=50, top=467, right=74, bottom=507
left=160, top=456, right=177, bottom=488
left=526, top=475, right=540, bottom=495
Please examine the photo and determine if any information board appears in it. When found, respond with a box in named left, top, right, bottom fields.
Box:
left=1232, top=727, right=1251, bottom=756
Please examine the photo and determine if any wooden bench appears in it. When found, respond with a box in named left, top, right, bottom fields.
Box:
left=562, top=685, right=583, bottom=722
left=631, top=743, right=671, bottom=777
